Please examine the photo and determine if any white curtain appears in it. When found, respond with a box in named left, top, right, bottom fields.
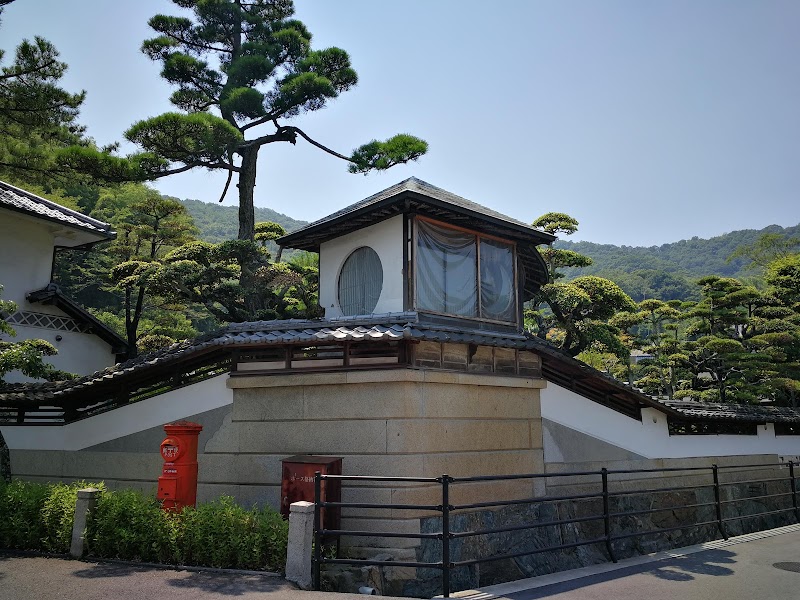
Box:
left=416, top=220, right=478, bottom=317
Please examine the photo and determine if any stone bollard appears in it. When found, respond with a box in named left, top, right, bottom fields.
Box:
left=285, top=501, right=315, bottom=589
left=70, top=488, right=100, bottom=558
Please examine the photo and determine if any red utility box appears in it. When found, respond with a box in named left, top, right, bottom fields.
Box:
left=156, top=421, right=203, bottom=511
left=281, top=455, right=342, bottom=531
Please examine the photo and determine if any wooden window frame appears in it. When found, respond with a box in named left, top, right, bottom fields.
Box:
left=412, top=216, right=519, bottom=326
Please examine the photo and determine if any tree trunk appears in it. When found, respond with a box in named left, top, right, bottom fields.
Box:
left=237, top=146, right=259, bottom=241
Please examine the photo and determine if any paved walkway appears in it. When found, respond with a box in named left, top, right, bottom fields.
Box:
left=467, top=524, right=800, bottom=600
left=2, top=525, right=799, bottom=600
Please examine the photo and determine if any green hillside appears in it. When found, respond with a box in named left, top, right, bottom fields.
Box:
left=176, top=197, right=309, bottom=243
left=558, top=224, right=800, bottom=301
left=175, top=195, right=797, bottom=303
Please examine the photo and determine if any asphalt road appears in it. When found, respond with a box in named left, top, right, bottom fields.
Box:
left=0, top=556, right=388, bottom=600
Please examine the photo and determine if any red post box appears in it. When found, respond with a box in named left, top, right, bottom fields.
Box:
left=281, top=455, right=342, bottom=532
left=157, top=421, right=203, bottom=511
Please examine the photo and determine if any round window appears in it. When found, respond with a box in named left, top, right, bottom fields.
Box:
left=338, top=246, right=383, bottom=316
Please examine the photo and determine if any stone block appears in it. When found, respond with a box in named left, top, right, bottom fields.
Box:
left=236, top=484, right=281, bottom=509
left=422, top=449, right=544, bottom=478
left=386, top=419, right=530, bottom=453
left=494, top=347, right=517, bottom=374
left=202, top=411, right=240, bottom=453
left=442, top=343, right=469, bottom=371
left=8, top=450, right=64, bottom=477
left=286, top=501, right=315, bottom=589
left=530, top=419, right=544, bottom=449
left=341, top=454, right=425, bottom=479
left=518, top=350, right=542, bottom=377
left=303, top=382, right=423, bottom=420
left=421, top=383, right=537, bottom=419
left=233, top=387, right=304, bottom=421
left=196, top=482, right=242, bottom=504
left=345, top=370, right=424, bottom=384
left=63, top=451, right=160, bottom=482
left=228, top=372, right=347, bottom=388
left=338, top=517, right=422, bottom=549
left=340, top=486, right=394, bottom=519
left=414, top=341, right=442, bottom=368
left=238, top=420, right=388, bottom=454
left=70, top=488, right=100, bottom=558
left=467, top=345, right=494, bottom=373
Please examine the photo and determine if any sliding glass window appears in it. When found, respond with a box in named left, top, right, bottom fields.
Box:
left=415, top=218, right=516, bottom=324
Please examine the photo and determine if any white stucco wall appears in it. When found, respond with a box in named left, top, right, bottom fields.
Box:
left=1, top=374, right=233, bottom=451
left=1, top=209, right=119, bottom=380
left=541, top=382, right=800, bottom=460
left=319, top=215, right=405, bottom=317
left=0, top=210, right=55, bottom=306
left=4, top=325, right=118, bottom=383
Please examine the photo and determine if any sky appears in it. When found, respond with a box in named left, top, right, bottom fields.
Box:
left=2, top=0, right=799, bottom=246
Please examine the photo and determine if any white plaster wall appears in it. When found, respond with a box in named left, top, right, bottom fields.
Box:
left=4, top=325, right=117, bottom=383
left=541, top=382, right=800, bottom=460
left=1, top=209, right=118, bottom=380
left=1, top=374, right=233, bottom=451
left=319, top=215, right=404, bottom=317
left=0, top=210, right=54, bottom=306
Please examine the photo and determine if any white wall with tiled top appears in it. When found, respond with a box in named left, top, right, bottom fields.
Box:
left=541, top=382, right=800, bottom=461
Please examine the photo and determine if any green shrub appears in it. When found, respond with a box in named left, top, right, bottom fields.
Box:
left=0, top=480, right=102, bottom=552
left=1, top=481, right=288, bottom=571
left=87, top=488, right=179, bottom=563
left=179, top=496, right=288, bottom=571
left=0, top=480, right=49, bottom=550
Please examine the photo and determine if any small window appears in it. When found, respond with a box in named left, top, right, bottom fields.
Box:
left=338, top=247, right=383, bottom=315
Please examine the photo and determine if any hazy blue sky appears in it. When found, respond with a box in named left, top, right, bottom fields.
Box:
left=3, top=0, right=799, bottom=245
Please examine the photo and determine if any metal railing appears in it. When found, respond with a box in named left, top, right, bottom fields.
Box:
left=313, top=461, right=800, bottom=597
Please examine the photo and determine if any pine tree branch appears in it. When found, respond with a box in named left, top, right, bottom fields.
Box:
left=287, top=126, right=352, bottom=161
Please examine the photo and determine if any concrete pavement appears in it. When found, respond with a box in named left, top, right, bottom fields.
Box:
left=467, top=524, right=800, bottom=600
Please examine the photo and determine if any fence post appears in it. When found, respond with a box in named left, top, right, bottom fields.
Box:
left=70, top=487, right=100, bottom=558
left=712, top=464, right=728, bottom=540
left=286, top=501, right=315, bottom=589
left=789, top=461, right=799, bottom=522
left=313, top=471, right=322, bottom=591
left=441, top=474, right=451, bottom=598
left=601, top=468, right=617, bottom=563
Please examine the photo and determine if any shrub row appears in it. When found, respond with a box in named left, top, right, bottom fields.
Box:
left=0, top=481, right=288, bottom=571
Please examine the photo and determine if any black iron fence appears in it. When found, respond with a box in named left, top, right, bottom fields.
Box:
left=313, top=461, right=800, bottom=597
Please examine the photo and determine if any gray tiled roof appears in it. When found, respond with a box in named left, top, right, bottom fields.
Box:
left=663, top=400, right=800, bottom=423
left=278, top=177, right=555, bottom=248
left=3, top=311, right=799, bottom=425
left=0, top=313, right=537, bottom=403
left=0, top=180, right=114, bottom=238
left=302, top=177, right=537, bottom=232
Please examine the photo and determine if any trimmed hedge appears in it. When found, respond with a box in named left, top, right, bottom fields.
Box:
left=0, top=481, right=288, bottom=571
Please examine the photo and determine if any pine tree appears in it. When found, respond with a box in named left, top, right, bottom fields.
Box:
left=71, top=0, right=427, bottom=241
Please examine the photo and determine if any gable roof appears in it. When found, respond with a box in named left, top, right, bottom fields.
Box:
left=0, top=180, right=114, bottom=247
left=277, top=178, right=556, bottom=299
left=25, top=284, right=128, bottom=355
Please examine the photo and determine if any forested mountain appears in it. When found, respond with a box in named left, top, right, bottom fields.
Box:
left=557, top=224, right=800, bottom=301
left=177, top=195, right=798, bottom=303
left=176, top=198, right=308, bottom=243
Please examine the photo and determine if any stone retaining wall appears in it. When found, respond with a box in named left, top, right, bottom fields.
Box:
left=325, top=458, right=797, bottom=597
